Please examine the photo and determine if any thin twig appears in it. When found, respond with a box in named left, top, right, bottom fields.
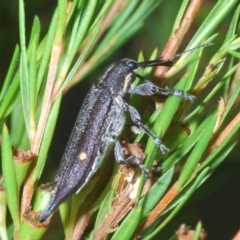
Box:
left=134, top=183, right=180, bottom=237
left=21, top=43, right=63, bottom=216
left=209, top=111, right=240, bottom=153
left=72, top=214, right=91, bottom=240
left=154, top=0, right=204, bottom=81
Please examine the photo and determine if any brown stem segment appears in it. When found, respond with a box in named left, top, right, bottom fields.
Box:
left=134, top=183, right=180, bottom=236
left=21, top=43, right=63, bottom=217
left=154, top=0, right=204, bottom=81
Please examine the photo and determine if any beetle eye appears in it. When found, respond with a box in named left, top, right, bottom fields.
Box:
left=127, top=60, right=137, bottom=69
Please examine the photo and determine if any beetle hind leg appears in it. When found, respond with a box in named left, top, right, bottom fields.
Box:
left=125, top=103, right=169, bottom=154
left=114, top=139, right=149, bottom=177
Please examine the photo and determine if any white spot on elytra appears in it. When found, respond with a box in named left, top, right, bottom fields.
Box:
left=79, top=152, right=87, bottom=160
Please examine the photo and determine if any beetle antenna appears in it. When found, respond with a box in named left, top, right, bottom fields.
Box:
left=172, top=42, right=214, bottom=60
left=137, top=42, right=213, bottom=69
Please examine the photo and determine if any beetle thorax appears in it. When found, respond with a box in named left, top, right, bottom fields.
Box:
left=96, top=60, right=135, bottom=97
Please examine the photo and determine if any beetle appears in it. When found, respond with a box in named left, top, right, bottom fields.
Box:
left=38, top=50, right=199, bottom=222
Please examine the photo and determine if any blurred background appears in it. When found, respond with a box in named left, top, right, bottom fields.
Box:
left=0, top=1, right=239, bottom=239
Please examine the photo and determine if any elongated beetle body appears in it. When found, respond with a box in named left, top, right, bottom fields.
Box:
left=38, top=56, right=195, bottom=222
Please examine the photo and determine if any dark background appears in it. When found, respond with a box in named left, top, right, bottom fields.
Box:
left=0, top=1, right=240, bottom=239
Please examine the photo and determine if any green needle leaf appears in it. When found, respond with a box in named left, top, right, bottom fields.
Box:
left=2, top=125, right=19, bottom=229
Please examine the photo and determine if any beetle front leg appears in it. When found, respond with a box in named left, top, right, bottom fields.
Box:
left=125, top=104, right=169, bottom=154
left=129, top=74, right=195, bottom=101
left=114, top=139, right=149, bottom=176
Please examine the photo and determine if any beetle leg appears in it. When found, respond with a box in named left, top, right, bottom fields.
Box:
left=125, top=103, right=169, bottom=154
left=129, top=73, right=195, bottom=101
left=114, top=139, right=149, bottom=176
